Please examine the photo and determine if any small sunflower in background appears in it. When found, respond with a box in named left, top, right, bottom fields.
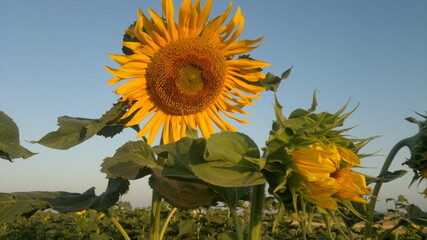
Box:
left=402, top=113, right=427, bottom=197
left=106, top=0, right=269, bottom=144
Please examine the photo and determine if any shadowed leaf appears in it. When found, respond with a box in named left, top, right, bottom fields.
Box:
left=101, top=141, right=157, bottom=180
left=149, top=169, right=215, bottom=209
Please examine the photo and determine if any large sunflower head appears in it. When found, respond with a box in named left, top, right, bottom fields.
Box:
left=106, top=0, right=270, bottom=144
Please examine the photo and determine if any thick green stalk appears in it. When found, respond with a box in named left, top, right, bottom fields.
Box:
left=248, top=183, right=265, bottom=240
left=106, top=212, right=131, bottom=240
left=364, top=138, right=411, bottom=239
left=230, top=206, right=244, bottom=240
left=150, top=190, right=162, bottom=240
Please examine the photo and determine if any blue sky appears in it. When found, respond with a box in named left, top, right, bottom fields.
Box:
left=1, top=0, right=426, bottom=212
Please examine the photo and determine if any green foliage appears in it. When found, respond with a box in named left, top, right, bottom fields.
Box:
left=373, top=170, right=408, bottom=183
left=0, top=179, right=129, bottom=223
left=257, top=66, right=293, bottom=92
left=31, top=101, right=135, bottom=150
left=0, top=111, right=36, bottom=161
left=155, top=132, right=265, bottom=188
left=101, top=140, right=156, bottom=180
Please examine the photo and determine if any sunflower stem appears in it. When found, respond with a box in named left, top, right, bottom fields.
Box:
left=230, top=206, right=244, bottom=240
left=159, top=207, right=177, bottom=240
left=248, top=183, right=265, bottom=240
left=150, top=190, right=163, bottom=240
left=105, top=212, right=131, bottom=240
left=364, top=138, right=412, bottom=239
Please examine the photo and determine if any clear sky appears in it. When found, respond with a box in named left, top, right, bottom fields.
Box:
left=1, top=0, right=426, bottom=212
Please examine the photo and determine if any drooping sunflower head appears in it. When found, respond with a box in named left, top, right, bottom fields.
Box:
left=106, top=0, right=270, bottom=144
left=291, top=143, right=371, bottom=210
left=263, top=93, right=374, bottom=211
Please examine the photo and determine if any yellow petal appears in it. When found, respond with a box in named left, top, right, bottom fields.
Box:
left=228, top=59, right=271, bottom=69
left=108, top=53, right=150, bottom=65
left=115, top=79, right=146, bottom=95
left=105, top=66, right=146, bottom=79
left=178, top=0, right=192, bottom=38
left=162, top=0, right=178, bottom=41
left=162, top=114, right=172, bottom=144
left=196, top=0, right=212, bottom=33
left=122, top=42, right=143, bottom=52
left=222, top=7, right=244, bottom=45
left=106, top=76, right=123, bottom=85
left=137, top=8, right=155, bottom=33
left=201, top=2, right=232, bottom=39
left=148, top=8, right=169, bottom=41
left=337, top=147, right=361, bottom=165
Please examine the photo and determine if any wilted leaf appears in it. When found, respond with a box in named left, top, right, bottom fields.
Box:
left=0, top=191, right=62, bottom=223
left=0, top=178, right=129, bottom=223
left=0, top=111, right=36, bottom=161
left=31, top=101, right=132, bottom=149
left=149, top=169, right=215, bottom=209
left=101, top=141, right=157, bottom=180
left=46, top=178, right=129, bottom=213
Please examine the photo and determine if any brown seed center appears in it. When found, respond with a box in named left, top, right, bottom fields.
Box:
left=146, top=38, right=227, bottom=115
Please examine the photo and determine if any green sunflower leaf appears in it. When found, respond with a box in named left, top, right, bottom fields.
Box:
left=154, top=137, right=205, bottom=182
left=155, top=133, right=265, bottom=188
left=31, top=101, right=131, bottom=150
left=0, top=111, right=36, bottom=161
left=101, top=140, right=157, bottom=180
left=375, top=170, right=408, bottom=183
left=191, top=132, right=265, bottom=187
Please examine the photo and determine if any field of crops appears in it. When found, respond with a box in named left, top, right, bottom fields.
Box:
left=1, top=200, right=425, bottom=240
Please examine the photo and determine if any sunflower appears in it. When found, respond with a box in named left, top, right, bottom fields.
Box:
left=292, top=143, right=371, bottom=210
left=106, top=0, right=269, bottom=144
